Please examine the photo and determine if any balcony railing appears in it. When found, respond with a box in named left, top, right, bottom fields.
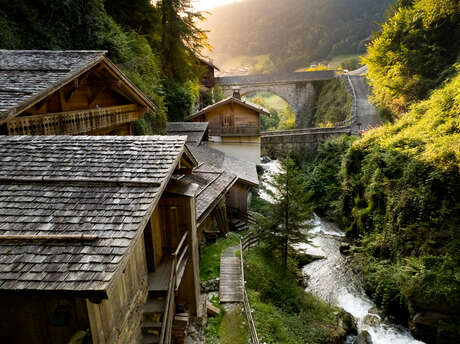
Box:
left=7, top=104, right=141, bottom=135
left=208, top=126, right=259, bottom=137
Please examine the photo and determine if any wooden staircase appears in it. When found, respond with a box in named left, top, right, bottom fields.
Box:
left=141, top=232, right=190, bottom=344
left=228, top=207, right=257, bottom=232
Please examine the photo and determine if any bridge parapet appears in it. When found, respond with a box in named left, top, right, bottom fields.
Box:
left=261, top=127, right=352, bottom=158
left=216, top=70, right=336, bottom=86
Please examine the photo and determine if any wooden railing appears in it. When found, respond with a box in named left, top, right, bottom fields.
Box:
left=208, top=126, right=259, bottom=136
left=160, top=232, right=189, bottom=344
left=241, top=232, right=259, bottom=251
left=227, top=206, right=257, bottom=225
left=7, top=104, right=141, bottom=135
left=239, top=233, right=260, bottom=344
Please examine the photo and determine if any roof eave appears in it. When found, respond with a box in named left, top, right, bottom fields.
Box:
left=102, top=57, right=157, bottom=114
left=0, top=52, right=107, bottom=125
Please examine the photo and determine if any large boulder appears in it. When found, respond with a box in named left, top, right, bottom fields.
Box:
left=353, top=330, right=373, bottom=344
left=363, top=314, right=381, bottom=327
left=409, top=311, right=458, bottom=344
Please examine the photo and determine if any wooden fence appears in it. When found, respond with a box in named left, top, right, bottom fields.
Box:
left=239, top=232, right=260, bottom=344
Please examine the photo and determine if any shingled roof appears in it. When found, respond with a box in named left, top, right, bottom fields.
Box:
left=179, top=162, right=237, bottom=225
left=189, top=145, right=259, bottom=187
left=167, top=122, right=209, bottom=146
left=0, top=136, right=190, bottom=296
left=0, top=50, right=156, bottom=124
left=186, top=96, right=270, bottom=121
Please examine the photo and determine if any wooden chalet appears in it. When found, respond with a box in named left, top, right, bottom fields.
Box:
left=178, top=162, right=237, bottom=250
left=166, top=122, right=209, bottom=147
left=198, top=58, right=219, bottom=90
left=186, top=91, right=270, bottom=164
left=0, top=50, right=156, bottom=136
left=189, top=145, right=259, bottom=229
left=0, top=136, right=202, bottom=344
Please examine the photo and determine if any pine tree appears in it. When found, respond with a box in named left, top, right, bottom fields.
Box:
left=258, top=157, right=313, bottom=268
left=159, top=0, right=210, bottom=81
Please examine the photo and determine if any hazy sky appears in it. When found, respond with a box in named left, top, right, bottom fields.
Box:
left=193, top=0, right=243, bottom=11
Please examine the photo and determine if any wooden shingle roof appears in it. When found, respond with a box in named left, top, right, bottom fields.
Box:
left=0, top=136, right=188, bottom=296
left=0, top=50, right=156, bottom=124
left=189, top=145, right=259, bottom=187
left=167, top=122, right=209, bottom=146
left=180, top=162, right=237, bottom=225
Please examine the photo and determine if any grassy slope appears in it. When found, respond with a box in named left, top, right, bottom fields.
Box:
left=199, top=232, right=242, bottom=282
left=305, top=71, right=460, bottom=340
left=314, top=78, right=352, bottom=127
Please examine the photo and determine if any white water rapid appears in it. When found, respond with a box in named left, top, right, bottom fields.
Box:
left=258, top=159, right=425, bottom=344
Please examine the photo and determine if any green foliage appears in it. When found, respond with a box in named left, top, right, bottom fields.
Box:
left=244, top=247, right=342, bottom=344
left=132, top=112, right=167, bottom=135
left=363, top=0, right=460, bottom=115
left=199, top=233, right=241, bottom=282
left=204, top=296, right=225, bottom=344
left=205, top=0, right=393, bottom=72
left=158, top=0, right=209, bottom=82
left=163, top=79, right=197, bottom=122
left=304, top=135, right=358, bottom=217
left=340, top=57, right=362, bottom=71
left=314, top=78, right=352, bottom=127
left=245, top=93, right=295, bottom=131
left=257, top=158, right=313, bottom=266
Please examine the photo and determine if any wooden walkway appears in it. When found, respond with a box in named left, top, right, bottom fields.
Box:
left=219, top=246, right=243, bottom=303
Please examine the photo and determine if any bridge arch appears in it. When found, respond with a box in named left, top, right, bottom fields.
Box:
left=216, top=71, right=337, bottom=128
left=242, top=90, right=296, bottom=131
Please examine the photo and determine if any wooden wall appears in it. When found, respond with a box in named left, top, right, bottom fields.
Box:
left=227, top=182, right=249, bottom=213
left=159, top=195, right=201, bottom=317
left=0, top=294, right=90, bottom=344
left=86, top=236, right=148, bottom=344
left=197, top=102, right=260, bottom=130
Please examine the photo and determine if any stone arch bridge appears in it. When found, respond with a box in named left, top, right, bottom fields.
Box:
left=216, top=70, right=336, bottom=128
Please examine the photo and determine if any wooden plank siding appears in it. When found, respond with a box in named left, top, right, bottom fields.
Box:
left=87, top=235, right=149, bottom=344
left=193, top=102, right=260, bottom=137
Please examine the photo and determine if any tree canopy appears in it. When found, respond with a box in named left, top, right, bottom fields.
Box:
left=0, top=0, right=209, bottom=125
left=363, top=0, right=460, bottom=116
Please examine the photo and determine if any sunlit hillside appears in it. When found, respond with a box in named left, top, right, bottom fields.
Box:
left=203, top=0, right=394, bottom=73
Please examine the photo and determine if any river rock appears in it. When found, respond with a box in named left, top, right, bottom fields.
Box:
left=330, top=309, right=358, bottom=343
left=363, top=313, right=381, bottom=327
left=339, top=242, right=351, bottom=254
left=367, top=307, right=380, bottom=315
left=200, top=278, right=219, bottom=293
left=353, top=330, right=373, bottom=344
left=260, top=156, right=271, bottom=164
left=338, top=309, right=358, bottom=335
left=409, top=311, right=456, bottom=344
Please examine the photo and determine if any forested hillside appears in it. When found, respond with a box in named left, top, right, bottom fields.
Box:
left=204, top=0, right=394, bottom=72
left=0, top=0, right=209, bottom=127
left=304, top=1, right=460, bottom=342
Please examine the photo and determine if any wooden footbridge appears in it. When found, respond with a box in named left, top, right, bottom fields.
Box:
left=219, top=233, right=260, bottom=343
left=219, top=246, right=243, bottom=303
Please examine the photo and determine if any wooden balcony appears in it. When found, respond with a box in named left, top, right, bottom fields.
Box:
left=208, top=125, right=260, bottom=137
left=7, top=104, right=141, bottom=135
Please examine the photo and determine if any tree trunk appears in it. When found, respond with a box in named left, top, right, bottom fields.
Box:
left=283, top=234, right=288, bottom=268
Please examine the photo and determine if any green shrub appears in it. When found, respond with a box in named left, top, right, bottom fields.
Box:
left=244, top=247, right=341, bottom=344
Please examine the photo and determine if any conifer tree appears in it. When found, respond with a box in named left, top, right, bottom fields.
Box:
left=258, top=157, right=313, bottom=268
